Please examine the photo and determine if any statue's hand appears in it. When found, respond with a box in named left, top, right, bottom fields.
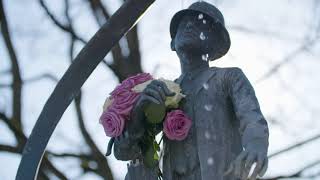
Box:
left=225, top=139, right=268, bottom=180
left=114, top=130, right=142, bottom=160
left=126, top=80, right=175, bottom=138
left=136, top=79, right=176, bottom=109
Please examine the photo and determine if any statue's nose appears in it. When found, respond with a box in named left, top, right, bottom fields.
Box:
left=185, top=21, right=193, bottom=32
left=186, top=21, right=192, bottom=29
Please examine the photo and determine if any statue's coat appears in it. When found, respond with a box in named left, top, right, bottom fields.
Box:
left=162, top=66, right=269, bottom=180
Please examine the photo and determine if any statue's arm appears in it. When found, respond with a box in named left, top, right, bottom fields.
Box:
left=226, top=67, right=269, bottom=179
left=227, top=67, right=269, bottom=149
left=113, top=80, right=174, bottom=161
left=113, top=102, right=146, bottom=161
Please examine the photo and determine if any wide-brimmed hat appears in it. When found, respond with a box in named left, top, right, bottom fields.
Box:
left=170, top=1, right=231, bottom=60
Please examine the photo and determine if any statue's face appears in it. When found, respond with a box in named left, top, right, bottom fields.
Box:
left=174, top=13, right=221, bottom=57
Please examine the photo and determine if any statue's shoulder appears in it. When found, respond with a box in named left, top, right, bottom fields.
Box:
left=207, top=67, right=246, bottom=85
left=209, top=66, right=244, bottom=76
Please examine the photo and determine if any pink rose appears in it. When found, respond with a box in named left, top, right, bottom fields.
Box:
left=111, top=91, right=140, bottom=118
left=110, top=81, right=135, bottom=97
left=163, top=110, right=192, bottom=141
left=100, top=108, right=125, bottom=137
left=123, top=73, right=153, bottom=86
left=110, top=73, right=153, bottom=97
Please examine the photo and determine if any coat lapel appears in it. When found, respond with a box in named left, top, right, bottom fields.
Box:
left=174, top=74, right=185, bottom=85
left=195, top=67, right=217, bottom=96
left=174, top=67, right=217, bottom=95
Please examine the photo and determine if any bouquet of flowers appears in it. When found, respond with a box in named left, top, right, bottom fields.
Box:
left=99, top=73, right=192, bottom=170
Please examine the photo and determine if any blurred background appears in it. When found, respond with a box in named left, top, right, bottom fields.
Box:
left=0, top=0, right=320, bottom=179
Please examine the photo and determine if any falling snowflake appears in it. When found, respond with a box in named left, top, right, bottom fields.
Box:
left=198, top=13, right=204, bottom=20
left=200, top=32, right=206, bottom=40
left=207, top=157, right=214, bottom=165
left=203, top=83, right=209, bottom=90
left=204, top=104, right=213, bottom=111
left=202, top=54, right=209, bottom=61
left=205, top=131, right=211, bottom=139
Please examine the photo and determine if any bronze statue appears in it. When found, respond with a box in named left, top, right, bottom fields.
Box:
left=114, top=1, right=269, bottom=180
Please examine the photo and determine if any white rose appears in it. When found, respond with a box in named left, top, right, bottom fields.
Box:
left=131, top=78, right=185, bottom=108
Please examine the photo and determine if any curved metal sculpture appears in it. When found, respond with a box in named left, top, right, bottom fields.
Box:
left=16, top=0, right=155, bottom=179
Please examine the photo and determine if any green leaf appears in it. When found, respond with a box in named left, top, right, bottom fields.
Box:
left=153, top=151, right=159, bottom=160
left=144, top=144, right=158, bottom=168
left=144, top=102, right=166, bottom=124
left=154, top=141, right=160, bottom=152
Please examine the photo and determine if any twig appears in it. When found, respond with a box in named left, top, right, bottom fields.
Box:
left=41, top=157, right=68, bottom=180
left=0, top=144, right=20, bottom=153
left=0, top=69, right=10, bottom=75
left=48, top=151, right=91, bottom=159
left=38, top=0, right=86, bottom=43
left=87, top=0, right=143, bottom=81
left=229, top=25, right=298, bottom=41
left=39, top=0, right=121, bottom=80
left=0, top=0, right=23, bottom=130
left=17, top=0, right=155, bottom=177
left=256, top=34, right=319, bottom=84
left=64, top=0, right=114, bottom=177
left=0, top=111, right=27, bottom=144
left=260, top=159, right=320, bottom=180
left=0, top=73, right=59, bottom=88
left=25, top=73, right=59, bottom=83
left=269, top=133, right=320, bottom=158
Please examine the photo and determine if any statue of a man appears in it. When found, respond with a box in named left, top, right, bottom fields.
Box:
left=113, top=1, right=269, bottom=180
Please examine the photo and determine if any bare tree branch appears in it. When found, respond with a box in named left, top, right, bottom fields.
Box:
left=39, top=0, right=122, bottom=80
left=48, top=151, right=91, bottom=159
left=86, top=0, right=125, bottom=78
left=0, top=69, right=10, bottom=75
left=0, top=141, right=91, bottom=162
left=0, top=1, right=68, bottom=175
left=0, top=146, right=66, bottom=180
left=260, top=159, right=320, bottom=180
left=126, top=25, right=143, bottom=71
left=0, top=112, right=27, bottom=147
left=0, top=147, right=69, bottom=179
left=39, top=0, right=86, bottom=43
left=229, top=25, right=298, bottom=41
left=0, top=0, right=23, bottom=130
left=41, top=156, right=68, bottom=180
left=269, top=133, right=320, bottom=158
left=86, top=0, right=110, bottom=25
left=0, top=111, right=69, bottom=179
left=87, top=0, right=143, bottom=81
left=0, top=73, right=59, bottom=88
left=256, top=37, right=319, bottom=83
left=0, top=111, right=9, bottom=121
left=74, top=94, right=114, bottom=179
left=0, top=144, right=20, bottom=153
left=26, top=73, right=59, bottom=83
left=0, top=142, right=86, bottom=179
left=0, top=83, right=10, bottom=88
left=64, top=0, right=114, bottom=178
left=38, top=0, right=86, bottom=43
